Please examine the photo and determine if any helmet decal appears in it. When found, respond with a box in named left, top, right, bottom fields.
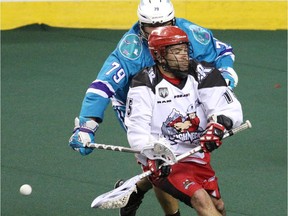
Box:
left=119, top=34, right=143, bottom=60
left=189, top=25, right=211, bottom=45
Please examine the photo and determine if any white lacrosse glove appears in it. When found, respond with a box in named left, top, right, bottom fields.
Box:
left=69, top=117, right=99, bottom=156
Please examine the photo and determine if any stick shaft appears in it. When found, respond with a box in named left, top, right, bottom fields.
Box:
left=223, top=120, right=252, bottom=138
left=87, top=143, right=140, bottom=153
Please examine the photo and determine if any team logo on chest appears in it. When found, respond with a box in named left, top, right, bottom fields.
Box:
left=159, top=87, right=169, bottom=98
left=161, top=103, right=204, bottom=144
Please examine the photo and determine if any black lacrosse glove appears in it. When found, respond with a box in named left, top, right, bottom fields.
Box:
left=147, top=159, right=171, bottom=179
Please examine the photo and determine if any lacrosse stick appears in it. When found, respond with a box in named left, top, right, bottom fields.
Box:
left=91, top=120, right=252, bottom=209
left=87, top=138, right=177, bottom=165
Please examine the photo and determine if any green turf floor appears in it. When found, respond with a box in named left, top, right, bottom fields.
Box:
left=1, top=24, right=287, bottom=216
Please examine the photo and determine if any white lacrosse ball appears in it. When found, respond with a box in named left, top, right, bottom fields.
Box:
left=20, top=184, right=32, bottom=195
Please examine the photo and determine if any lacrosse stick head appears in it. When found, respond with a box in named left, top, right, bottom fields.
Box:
left=91, top=175, right=140, bottom=209
left=141, top=138, right=176, bottom=165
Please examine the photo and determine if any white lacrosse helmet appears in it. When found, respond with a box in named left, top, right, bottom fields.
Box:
left=137, top=0, right=175, bottom=24
left=137, top=0, right=175, bottom=39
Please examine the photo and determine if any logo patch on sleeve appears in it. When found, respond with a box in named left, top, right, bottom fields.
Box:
left=119, top=34, right=143, bottom=60
left=189, top=25, right=211, bottom=45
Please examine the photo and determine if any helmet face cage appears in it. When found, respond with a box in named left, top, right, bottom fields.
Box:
left=161, top=43, right=191, bottom=79
left=137, top=0, right=175, bottom=40
left=152, top=42, right=191, bottom=60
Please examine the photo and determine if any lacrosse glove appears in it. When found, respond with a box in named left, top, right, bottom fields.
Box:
left=147, top=159, right=171, bottom=180
left=69, top=117, right=99, bottom=156
left=200, top=122, right=225, bottom=153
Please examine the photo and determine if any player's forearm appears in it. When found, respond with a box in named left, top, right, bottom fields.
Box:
left=80, top=93, right=110, bottom=123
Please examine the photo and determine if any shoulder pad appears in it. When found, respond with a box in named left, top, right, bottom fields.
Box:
left=130, top=67, right=154, bottom=88
left=130, top=67, right=162, bottom=94
left=197, top=65, right=226, bottom=89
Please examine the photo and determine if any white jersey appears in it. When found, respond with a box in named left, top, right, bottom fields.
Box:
left=125, top=61, right=243, bottom=165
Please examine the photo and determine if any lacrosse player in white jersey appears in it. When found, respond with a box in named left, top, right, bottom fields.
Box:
left=125, top=26, right=243, bottom=216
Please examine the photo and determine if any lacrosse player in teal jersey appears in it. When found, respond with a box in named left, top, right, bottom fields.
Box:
left=69, top=0, right=239, bottom=215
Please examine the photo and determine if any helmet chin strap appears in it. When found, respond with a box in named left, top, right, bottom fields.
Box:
left=138, top=22, right=149, bottom=41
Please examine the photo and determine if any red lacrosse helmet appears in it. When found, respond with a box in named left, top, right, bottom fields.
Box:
left=148, top=26, right=189, bottom=60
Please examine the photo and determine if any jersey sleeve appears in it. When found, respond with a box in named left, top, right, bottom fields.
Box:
left=80, top=23, right=154, bottom=121
left=79, top=51, right=130, bottom=120
left=197, top=68, right=243, bottom=127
